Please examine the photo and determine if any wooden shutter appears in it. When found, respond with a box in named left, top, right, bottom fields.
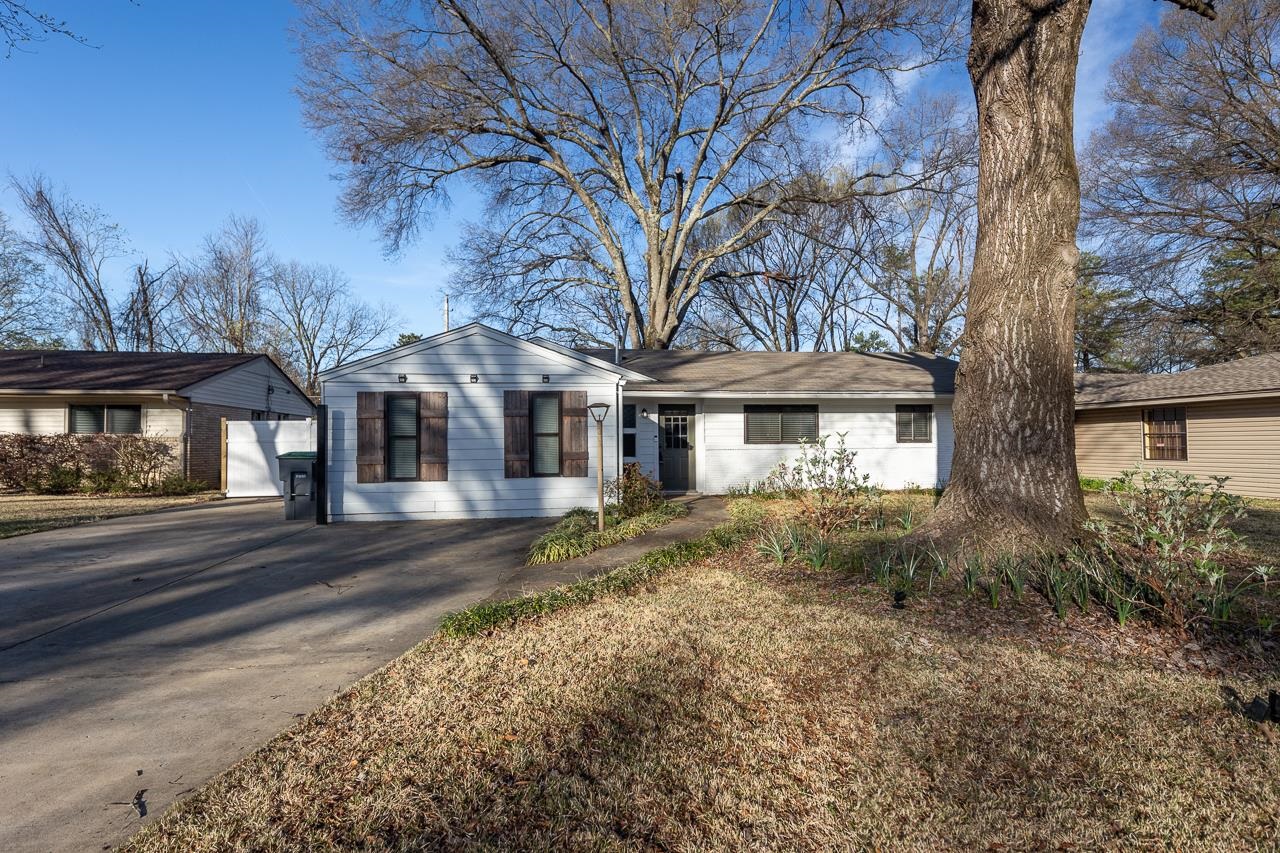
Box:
left=418, top=391, right=448, bottom=481
left=356, top=391, right=386, bottom=483
left=504, top=390, right=531, bottom=478
left=560, top=390, right=589, bottom=477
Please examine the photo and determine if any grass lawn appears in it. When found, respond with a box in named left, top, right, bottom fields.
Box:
left=125, top=495, right=1280, bottom=851
left=0, top=492, right=221, bottom=539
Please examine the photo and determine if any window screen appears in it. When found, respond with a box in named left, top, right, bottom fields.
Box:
left=896, top=405, right=932, bottom=443
left=69, top=405, right=104, bottom=434
left=623, top=432, right=637, bottom=458
left=531, top=394, right=561, bottom=475
left=744, top=405, right=819, bottom=444
left=106, top=406, right=142, bottom=434
left=1143, top=407, right=1187, bottom=461
left=622, top=404, right=636, bottom=429
left=386, top=395, right=419, bottom=480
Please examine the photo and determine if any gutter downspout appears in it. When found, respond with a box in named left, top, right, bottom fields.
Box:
left=616, top=379, right=626, bottom=482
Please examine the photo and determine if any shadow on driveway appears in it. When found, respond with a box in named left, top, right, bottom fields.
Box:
left=0, top=500, right=550, bottom=852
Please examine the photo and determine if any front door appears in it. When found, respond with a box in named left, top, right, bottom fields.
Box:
left=659, top=405, right=695, bottom=492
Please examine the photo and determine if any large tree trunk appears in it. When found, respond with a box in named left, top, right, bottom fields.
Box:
left=911, top=0, right=1090, bottom=557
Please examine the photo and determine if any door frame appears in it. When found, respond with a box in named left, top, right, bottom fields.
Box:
left=658, top=404, right=697, bottom=493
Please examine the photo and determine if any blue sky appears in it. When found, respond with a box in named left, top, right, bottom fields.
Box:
left=1, top=0, right=1164, bottom=341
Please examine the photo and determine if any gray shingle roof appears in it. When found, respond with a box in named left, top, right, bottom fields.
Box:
left=577, top=348, right=957, bottom=394
left=0, top=350, right=261, bottom=392
left=1075, top=352, right=1280, bottom=407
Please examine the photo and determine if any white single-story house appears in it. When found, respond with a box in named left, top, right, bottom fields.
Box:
left=0, top=349, right=314, bottom=483
left=319, top=324, right=956, bottom=522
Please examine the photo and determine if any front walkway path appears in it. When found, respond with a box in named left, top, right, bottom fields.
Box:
left=482, top=495, right=729, bottom=602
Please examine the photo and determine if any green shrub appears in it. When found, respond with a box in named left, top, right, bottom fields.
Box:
left=150, top=474, right=209, bottom=496
left=1076, top=467, right=1273, bottom=628
left=1078, top=476, right=1111, bottom=492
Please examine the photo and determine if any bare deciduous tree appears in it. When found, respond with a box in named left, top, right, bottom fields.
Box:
left=174, top=215, right=272, bottom=353
left=120, top=259, right=181, bottom=352
left=685, top=185, right=875, bottom=352
left=298, top=0, right=960, bottom=348
left=1083, top=0, right=1280, bottom=365
left=1, top=1, right=86, bottom=56
left=909, top=0, right=1218, bottom=557
left=0, top=209, right=57, bottom=347
left=266, top=261, right=399, bottom=395
left=861, top=97, right=974, bottom=355
left=12, top=174, right=123, bottom=350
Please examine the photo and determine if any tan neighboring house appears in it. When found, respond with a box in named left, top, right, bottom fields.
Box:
left=0, top=350, right=315, bottom=485
left=1075, top=353, right=1280, bottom=499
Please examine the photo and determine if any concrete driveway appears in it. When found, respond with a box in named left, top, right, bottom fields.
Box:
left=0, top=499, right=549, bottom=852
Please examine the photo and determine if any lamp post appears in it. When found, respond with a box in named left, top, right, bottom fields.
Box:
left=587, top=402, right=611, bottom=532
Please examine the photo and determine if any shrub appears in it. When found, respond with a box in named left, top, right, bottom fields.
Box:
left=108, top=434, right=174, bottom=490
left=1077, top=467, right=1273, bottom=629
left=525, top=500, right=687, bottom=565
left=0, top=432, right=178, bottom=494
left=604, top=463, right=665, bottom=518
left=758, top=433, right=880, bottom=536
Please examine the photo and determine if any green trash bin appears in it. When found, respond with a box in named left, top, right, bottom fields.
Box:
left=278, top=451, right=317, bottom=521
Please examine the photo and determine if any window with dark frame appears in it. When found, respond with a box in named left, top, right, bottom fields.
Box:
left=386, top=394, right=420, bottom=480
left=744, top=405, right=818, bottom=444
left=531, top=393, right=561, bottom=476
left=622, top=404, right=637, bottom=458
left=69, top=404, right=142, bottom=435
left=896, top=405, right=932, bottom=443
left=1143, top=407, right=1187, bottom=461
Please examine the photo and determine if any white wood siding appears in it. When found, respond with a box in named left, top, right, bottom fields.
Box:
left=627, top=396, right=953, bottom=493
left=184, top=358, right=314, bottom=417
left=323, top=332, right=622, bottom=521
left=0, top=396, right=184, bottom=437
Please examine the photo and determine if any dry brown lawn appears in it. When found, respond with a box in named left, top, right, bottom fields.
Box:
left=0, top=492, right=220, bottom=538
left=125, top=495, right=1280, bottom=851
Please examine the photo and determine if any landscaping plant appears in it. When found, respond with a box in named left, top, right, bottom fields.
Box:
left=758, top=433, right=880, bottom=536
left=1078, top=467, right=1274, bottom=630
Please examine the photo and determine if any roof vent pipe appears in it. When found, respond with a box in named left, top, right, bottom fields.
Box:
left=614, top=344, right=619, bottom=364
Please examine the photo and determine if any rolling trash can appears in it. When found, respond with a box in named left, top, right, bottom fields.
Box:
left=278, top=451, right=317, bottom=521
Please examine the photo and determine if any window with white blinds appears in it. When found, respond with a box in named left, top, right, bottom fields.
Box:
left=531, top=393, right=561, bottom=475
left=895, top=405, right=932, bottom=443
left=386, top=394, right=419, bottom=480
left=743, top=405, right=818, bottom=444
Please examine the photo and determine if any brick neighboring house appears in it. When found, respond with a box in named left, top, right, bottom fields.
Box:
left=0, top=350, right=315, bottom=485
left=1075, top=353, right=1280, bottom=499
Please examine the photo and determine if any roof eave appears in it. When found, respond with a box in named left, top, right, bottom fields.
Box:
left=1075, top=388, right=1280, bottom=409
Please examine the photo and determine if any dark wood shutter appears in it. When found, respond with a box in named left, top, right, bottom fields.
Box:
left=418, top=391, right=448, bottom=481
left=504, top=390, right=531, bottom=478
left=560, top=390, right=589, bottom=477
left=356, top=391, right=386, bottom=483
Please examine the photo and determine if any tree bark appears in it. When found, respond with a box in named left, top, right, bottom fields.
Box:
left=910, top=0, right=1090, bottom=557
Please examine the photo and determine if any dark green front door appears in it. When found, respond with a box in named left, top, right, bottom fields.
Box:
left=659, top=405, right=695, bottom=492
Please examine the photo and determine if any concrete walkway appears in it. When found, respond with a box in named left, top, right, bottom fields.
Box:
left=482, top=495, right=728, bottom=602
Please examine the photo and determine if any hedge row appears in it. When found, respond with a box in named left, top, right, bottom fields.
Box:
left=0, top=433, right=197, bottom=494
